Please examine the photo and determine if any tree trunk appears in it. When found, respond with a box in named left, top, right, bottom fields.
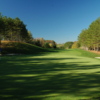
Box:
left=94, top=46, right=96, bottom=51
left=96, top=44, right=99, bottom=51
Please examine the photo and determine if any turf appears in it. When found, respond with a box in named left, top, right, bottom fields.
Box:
left=0, top=49, right=100, bottom=100
left=1, top=42, right=52, bottom=54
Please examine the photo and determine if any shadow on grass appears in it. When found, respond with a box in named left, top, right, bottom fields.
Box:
left=0, top=56, right=100, bottom=100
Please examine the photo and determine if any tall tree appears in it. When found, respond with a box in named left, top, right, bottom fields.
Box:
left=78, top=17, right=100, bottom=51
left=0, top=13, right=5, bottom=49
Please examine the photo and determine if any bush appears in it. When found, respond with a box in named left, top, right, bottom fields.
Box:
left=43, top=42, right=51, bottom=48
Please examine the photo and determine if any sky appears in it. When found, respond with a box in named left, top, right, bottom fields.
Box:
left=0, top=0, right=100, bottom=43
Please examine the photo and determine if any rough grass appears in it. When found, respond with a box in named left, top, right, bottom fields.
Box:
left=0, top=49, right=100, bottom=100
left=1, top=41, right=51, bottom=54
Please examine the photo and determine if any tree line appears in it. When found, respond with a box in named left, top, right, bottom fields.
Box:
left=78, top=18, right=100, bottom=51
left=0, top=13, right=56, bottom=49
left=30, top=38, right=56, bottom=48
left=0, top=13, right=33, bottom=42
left=57, top=41, right=80, bottom=49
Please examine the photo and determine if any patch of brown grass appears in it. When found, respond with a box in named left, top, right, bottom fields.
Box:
left=89, top=50, right=100, bottom=54
left=1, top=40, right=17, bottom=43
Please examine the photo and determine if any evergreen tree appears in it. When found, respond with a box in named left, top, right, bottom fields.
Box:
left=78, top=17, right=100, bottom=51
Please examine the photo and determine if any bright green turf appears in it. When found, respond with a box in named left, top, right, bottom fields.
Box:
left=0, top=49, right=100, bottom=100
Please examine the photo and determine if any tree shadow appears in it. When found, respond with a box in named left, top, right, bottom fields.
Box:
left=0, top=56, right=100, bottom=100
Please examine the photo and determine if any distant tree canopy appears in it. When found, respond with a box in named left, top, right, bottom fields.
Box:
left=32, top=38, right=56, bottom=48
left=64, top=41, right=74, bottom=49
left=78, top=17, right=100, bottom=51
left=0, top=13, right=33, bottom=42
left=56, top=43, right=64, bottom=49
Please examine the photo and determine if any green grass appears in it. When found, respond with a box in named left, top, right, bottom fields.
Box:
left=1, top=42, right=52, bottom=54
left=76, top=49, right=100, bottom=58
left=0, top=49, right=100, bottom=100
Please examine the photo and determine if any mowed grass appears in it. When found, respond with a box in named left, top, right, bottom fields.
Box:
left=0, top=49, right=100, bottom=100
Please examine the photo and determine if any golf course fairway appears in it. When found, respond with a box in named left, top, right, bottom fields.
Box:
left=0, top=49, right=100, bottom=100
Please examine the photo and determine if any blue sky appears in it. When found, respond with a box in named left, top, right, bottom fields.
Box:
left=0, top=0, right=100, bottom=43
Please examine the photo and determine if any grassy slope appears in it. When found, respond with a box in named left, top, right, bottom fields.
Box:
left=1, top=42, right=51, bottom=54
left=0, top=49, right=100, bottom=100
